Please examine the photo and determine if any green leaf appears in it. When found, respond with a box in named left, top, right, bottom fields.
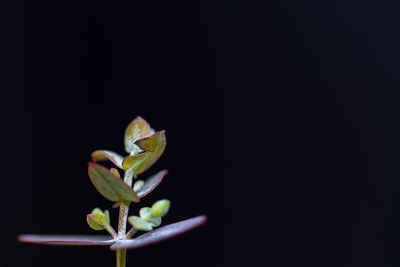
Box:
left=121, top=151, right=152, bottom=170
left=91, top=150, right=124, bottom=169
left=136, top=170, right=167, bottom=198
left=148, top=216, right=162, bottom=227
left=128, top=216, right=153, bottom=231
left=124, top=116, right=152, bottom=154
left=133, top=131, right=167, bottom=174
left=87, top=214, right=106, bottom=231
left=88, top=163, right=140, bottom=204
left=151, top=199, right=170, bottom=217
left=139, top=207, right=152, bottom=221
left=139, top=207, right=162, bottom=226
left=90, top=208, right=110, bottom=225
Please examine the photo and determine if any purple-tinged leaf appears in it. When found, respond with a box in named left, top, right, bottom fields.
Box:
left=133, top=131, right=166, bottom=174
left=92, top=150, right=124, bottom=169
left=121, top=151, right=151, bottom=170
left=18, top=235, right=115, bottom=245
left=110, top=215, right=207, bottom=251
left=88, top=163, right=139, bottom=204
left=137, top=170, right=168, bottom=198
left=124, top=116, right=152, bottom=154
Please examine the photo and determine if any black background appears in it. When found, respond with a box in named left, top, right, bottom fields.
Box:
left=1, top=0, right=400, bottom=266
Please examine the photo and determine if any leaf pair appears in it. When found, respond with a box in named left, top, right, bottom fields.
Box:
left=18, top=215, right=207, bottom=250
left=92, top=117, right=166, bottom=175
left=124, top=116, right=154, bottom=155
left=88, top=163, right=167, bottom=205
left=128, top=200, right=170, bottom=232
left=87, top=208, right=110, bottom=231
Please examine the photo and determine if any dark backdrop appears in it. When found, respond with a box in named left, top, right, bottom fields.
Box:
left=2, top=0, right=400, bottom=266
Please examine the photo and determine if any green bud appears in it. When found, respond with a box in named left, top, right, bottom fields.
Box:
left=133, top=180, right=144, bottom=192
left=87, top=208, right=110, bottom=231
left=151, top=199, right=170, bottom=218
left=128, top=216, right=153, bottom=231
left=139, top=207, right=153, bottom=221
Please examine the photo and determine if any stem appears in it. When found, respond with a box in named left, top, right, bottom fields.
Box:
left=117, top=203, right=129, bottom=239
left=125, top=227, right=138, bottom=239
left=116, top=167, right=135, bottom=267
left=105, top=225, right=118, bottom=239
left=116, top=250, right=126, bottom=267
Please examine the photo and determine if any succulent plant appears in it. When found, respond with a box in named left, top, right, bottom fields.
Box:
left=18, top=116, right=206, bottom=267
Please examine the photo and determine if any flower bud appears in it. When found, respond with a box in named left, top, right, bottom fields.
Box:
left=151, top=199, right=170, bottom=218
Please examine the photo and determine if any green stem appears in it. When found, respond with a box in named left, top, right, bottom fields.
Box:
left=125, top=227, right=138, bottom=239
left=116, top=167, right=135, bottom=267
left=105, top=225, right=118, bottom=239
left=117, top=203, right=129, bottom=239
left=116, top=250, right=126, bottom=267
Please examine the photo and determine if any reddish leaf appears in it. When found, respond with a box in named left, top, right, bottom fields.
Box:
left=133, top=131, right=166, bottom=174
left=18, top=235, right=115, bottom=245
left=88, top=163, right=139, bottom=204
left=137, top=170, right=168, bottom=198
left=91, top=150, right=124, bottom=169
left=124, top=116, right=152, bottom=154
left=121, top=151, right=151, bottom=170
left=110, top=215, right=207, bottom=250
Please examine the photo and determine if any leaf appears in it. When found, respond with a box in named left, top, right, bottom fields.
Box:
left=110, top=168, right=120, bottom=177
left=136, top=170, right=168, bottom=198
left=124, top=116, right=152, bottom=154
left=133, top=131, right=167, bottom=174
left=91, top=150, right=124, bottom=169
left=139, top=207, right=152, bottom=220
left=87, top=214, right=106, bottom=231
left=18, top=235, right=115, bottom=245
left=128, top=216, right=153, bottom=231
left=151, top=199, right=170, bottom=217
left=121, top=152, right=151, bottom=170
left=110, top=215, right=207, bottom=251
left=148, top=216, right=162, bottom=227
left=87, top=208, right=110, bottom=231
left=135, top=130, right=166, bottom=152
left=88, top=163, right=139, bottom=204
